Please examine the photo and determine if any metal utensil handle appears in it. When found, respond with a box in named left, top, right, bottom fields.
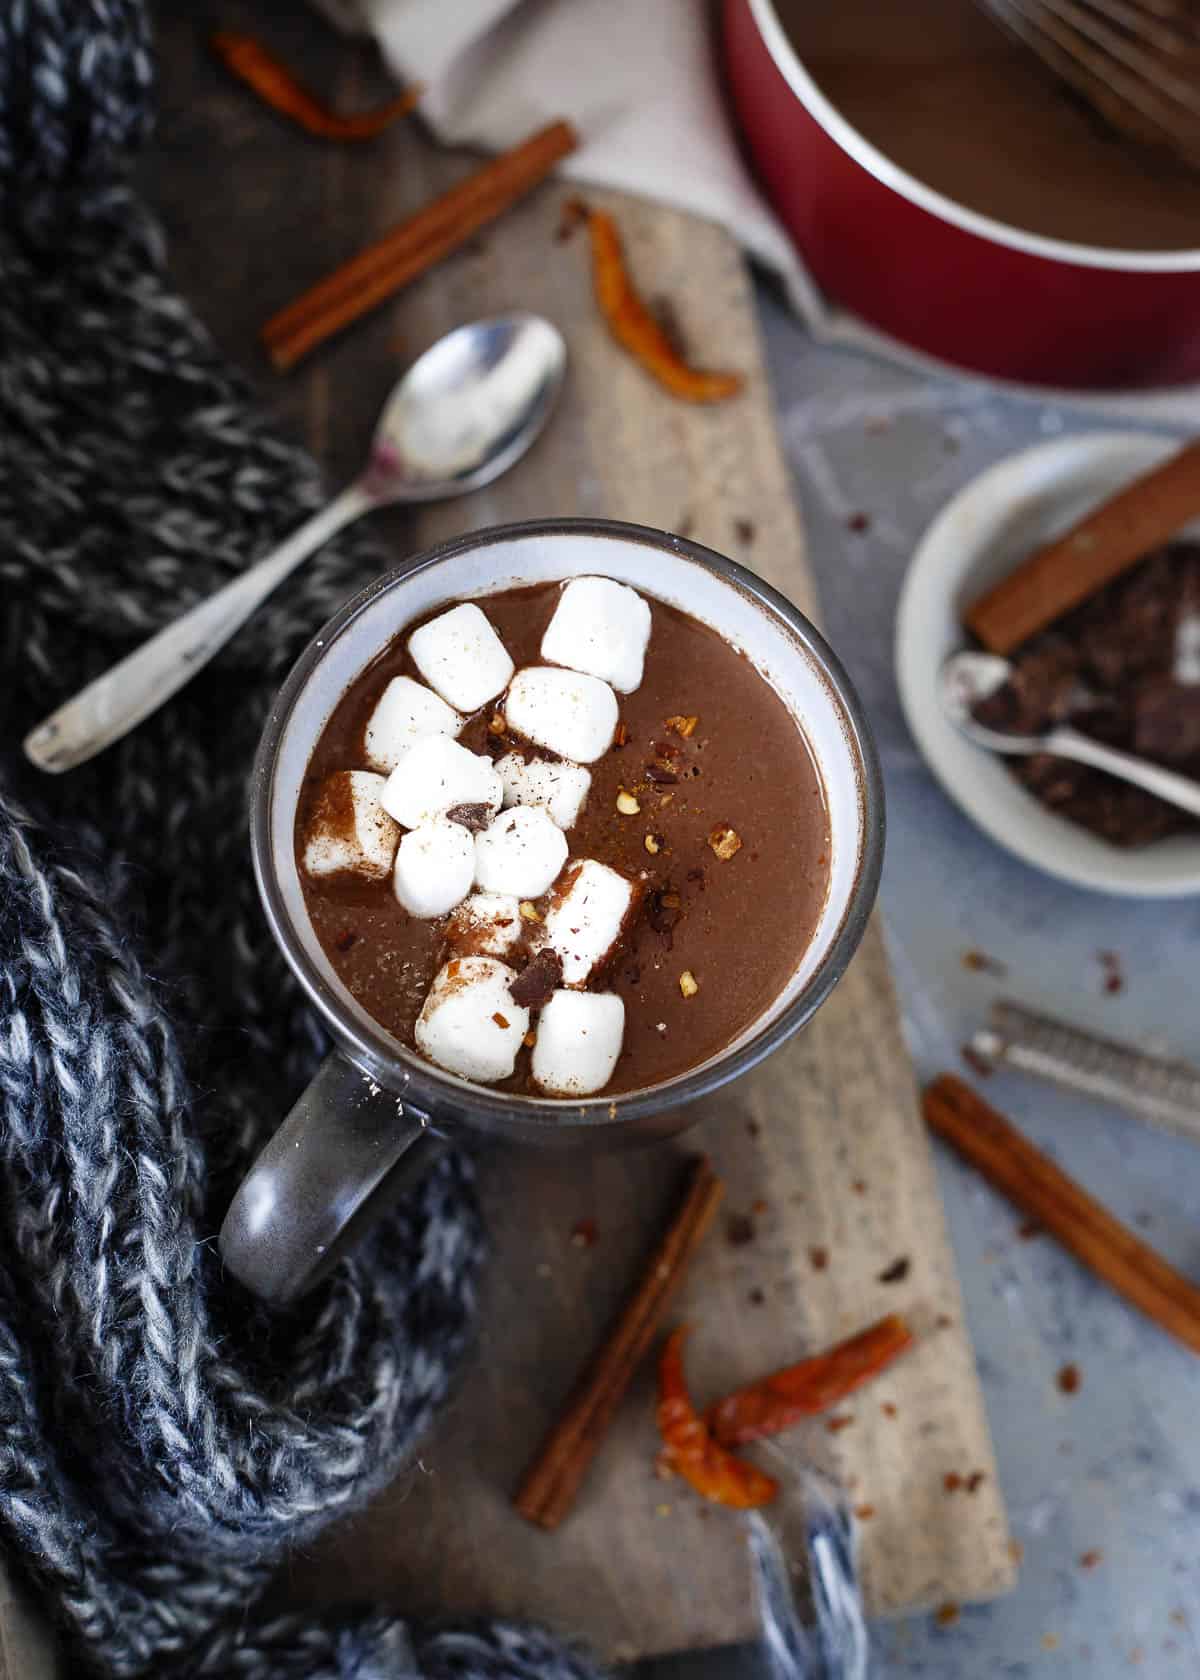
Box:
left=973, top=999, right=1200, bottom=1147
left=23, top=482, right=371, bottom=774
left=1047, top=725, right=1200, bottom=819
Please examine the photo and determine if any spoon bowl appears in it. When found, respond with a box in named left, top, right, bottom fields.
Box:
left=24, top=313, right=567, bottom=773
left=369, top=314, right=566, bottom=497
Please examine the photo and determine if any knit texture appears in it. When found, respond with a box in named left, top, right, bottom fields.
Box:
left=0, top=5, right=603, bottom=1679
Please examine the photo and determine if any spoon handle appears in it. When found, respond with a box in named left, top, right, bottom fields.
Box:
left=1047, top=725, right=1200, bottom=820
left=23, top=482, right=372, bottom=774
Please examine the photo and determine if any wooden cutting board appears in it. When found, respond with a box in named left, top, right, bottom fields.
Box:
left=151, top=4, right=1016, bottom=1656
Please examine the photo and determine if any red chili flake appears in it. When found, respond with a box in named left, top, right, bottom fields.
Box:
left=854, top=1503, right=876, bottom=1521
left=966, top=1471, right=986, bottom=1493
left=934, top=1603, right=961, bottom=1628
left=852, top=1179, right=868, bottom=1194
left=1079, top=1549, right=1103, bottom=1570
left=944, top=1472, right=963, bottom=1493
left=960, top=1043, right=994, bottom=1079
left=878, top=1256, right=910, bottom=1285
left=808, top=1245, right=829, bottom=1271
left=492, top=1012, right=510, bottom=1030
left=613, top=721, right=629, bottom=748
left=726, top=1213, right=755, bottom=1248
left=1104, top=971, right=1124, bottom=995
left=334, top=929, right=358, bottom=953
left=826, top=1413, right=855, bottom=1434
left=881, top=1401, right=898, bottom=1419
left=1057, top=1363, right=1081, bottom=1395
left=751, top=1198, right=768, bottom=1216
left=846, top=512, right=872, bottom=535
left=1098, top=949, right=1125, bottom=994
left=962, top=948, right=1007, bottom=977
left=570, top=1217, right=598, bottom=1249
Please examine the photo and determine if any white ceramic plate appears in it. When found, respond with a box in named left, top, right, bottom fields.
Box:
left=896, top=431, right=1200, bottom=898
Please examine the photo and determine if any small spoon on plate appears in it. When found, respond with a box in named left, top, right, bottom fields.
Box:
left=24, top=312, right=567, bottom=773
left=940, top=649, right=1200, bottom=820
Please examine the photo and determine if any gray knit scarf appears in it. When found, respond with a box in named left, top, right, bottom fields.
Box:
left=0, top=5, right=604, bottom=1679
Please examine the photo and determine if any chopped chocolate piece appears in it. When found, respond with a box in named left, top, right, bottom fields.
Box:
left=726, top=1213, right=755, bottom=1247
left=646, top=887, right=684, bottom=942
left=445, top=802, right=493, bottom=833
left=509, top=947, right=563, bottom=1010
left=808, top=1245, right=829, bottom=1271
left=645, top=762, right=679, bottom=785
left=1057, top=1362, right=1081, bottom=1395
left=877, top=1256, right=910, bottom=1284
left=965, top=1471, right=987, bottom=1493
left=961, top=948, right=1007, bottom=977
left=1133, top=675, right=1200, bottom=761
left=734, top=518, right=756, bottom=546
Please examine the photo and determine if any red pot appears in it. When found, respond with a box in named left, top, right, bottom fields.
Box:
left=722, top=0, right=1200, bottom=390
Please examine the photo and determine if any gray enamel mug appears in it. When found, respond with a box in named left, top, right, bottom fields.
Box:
left=219, top=520, right=884, bottom=1304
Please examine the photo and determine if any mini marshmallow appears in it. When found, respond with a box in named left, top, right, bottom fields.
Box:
left=408, top=603, right=514, bottom=713
left=503, top=667, right=618, bottom=764
left=363, top=675, right=463, bottom=772
left=541, top=576, right=653, bottom=694
left=542, top=858, right=640, bottom=985
left=303, top=770, right=399, bottom=880
left=380, top=736, right=502, bottom=831
left=474, top=805, right=568, bottom=899
left=496, top=751, right=592, bottom=830
left=393, top=819, right=474, bottom=918
left=415, top=956, right=530, bottom=1084
left=446, top=892, right=522, bottom=958
left=531, top=990, right=626, bottom=1097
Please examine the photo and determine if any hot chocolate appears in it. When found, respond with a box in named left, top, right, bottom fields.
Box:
left=296, top=577, right=830, bottom=1098
left=778, top=0, right=1200, bottom=253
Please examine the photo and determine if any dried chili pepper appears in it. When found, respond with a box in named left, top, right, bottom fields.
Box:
left=656, top=1327, right=777, bottom=1509
left=212, top=33, right=421, bottom=142
left=707, top=1314, right=913, bottom=1447
left=587, top=210, right=743, bottom=404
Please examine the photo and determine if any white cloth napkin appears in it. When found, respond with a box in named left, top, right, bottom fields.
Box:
left=314, top=0, right=1200, bottom=427
left=310, top=0, right=805, bottom=295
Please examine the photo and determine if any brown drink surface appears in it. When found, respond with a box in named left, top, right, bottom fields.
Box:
left=297, top=583, right=830, bottom=1095
left=778, top=0, right=1200, bottom=253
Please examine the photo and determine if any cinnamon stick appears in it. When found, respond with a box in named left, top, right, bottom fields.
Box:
left=262, top=120, right=578, bottom=370
left=925, top=1075, right=1200, bottom=1354
left=964, top=440, right=1200, bottom=654
left=514, top=1153, right=724, bottom=1531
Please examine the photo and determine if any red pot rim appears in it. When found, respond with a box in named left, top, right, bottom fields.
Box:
left=747, top=0, right=1200, bottom=274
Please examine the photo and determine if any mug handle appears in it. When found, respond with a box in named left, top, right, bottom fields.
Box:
left=219, top=1051, right=446, bottom=1305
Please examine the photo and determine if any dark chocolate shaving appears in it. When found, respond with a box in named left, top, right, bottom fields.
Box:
left=445, top=802, right=493, bottom=833
left=509, top=947, right=563, bottom=1010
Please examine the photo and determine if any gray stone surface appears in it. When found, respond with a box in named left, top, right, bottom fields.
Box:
left=755, top=284, right=1200, bottom=1676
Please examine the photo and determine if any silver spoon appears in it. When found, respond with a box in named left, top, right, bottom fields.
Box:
left=24, top=312, right=567, bottom=774
left=940, top=649, right=1200, bottom=820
